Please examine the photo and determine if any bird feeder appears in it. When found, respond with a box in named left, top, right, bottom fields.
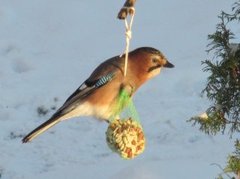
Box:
left=105, top=0, right=145, bottom=159
left=106, top=118, right=145, bottom=159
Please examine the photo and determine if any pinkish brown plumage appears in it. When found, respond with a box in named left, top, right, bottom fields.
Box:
left=22, top=47, right=174, bottom=143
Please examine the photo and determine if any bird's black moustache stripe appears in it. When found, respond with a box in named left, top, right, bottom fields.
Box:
left=148, top=65, right=161, bottom=72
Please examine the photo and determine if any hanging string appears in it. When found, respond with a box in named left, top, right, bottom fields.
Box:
left=117, top=0, right=137, bottom=77
left=123, top=7, right=135, bottom=77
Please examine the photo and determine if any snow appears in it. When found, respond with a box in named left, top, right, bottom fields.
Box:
left=0, top=0, right=238, bottom=179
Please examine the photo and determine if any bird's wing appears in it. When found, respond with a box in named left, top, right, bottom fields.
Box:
left=54, top=72, right=116, bottom=117
left=53, top=57, right=123, bottom=118
left=65, top=72, right=115, bottom=105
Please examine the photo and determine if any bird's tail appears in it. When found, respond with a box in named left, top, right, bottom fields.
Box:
left=22, top=116, right=61, bottom=143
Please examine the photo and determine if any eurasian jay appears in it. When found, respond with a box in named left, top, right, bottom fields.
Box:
left=22, top=47, right=174, bottom=143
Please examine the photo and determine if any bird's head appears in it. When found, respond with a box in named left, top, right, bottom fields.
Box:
left=128, top=47, right=174, bottom=82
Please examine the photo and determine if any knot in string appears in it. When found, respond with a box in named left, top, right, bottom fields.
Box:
left=125, top=29, right=132, bottom=40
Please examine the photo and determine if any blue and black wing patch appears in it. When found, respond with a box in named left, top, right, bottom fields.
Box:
left=64, top=72, right=115, bottom=103
left=92, top=72, right=115, bottom=88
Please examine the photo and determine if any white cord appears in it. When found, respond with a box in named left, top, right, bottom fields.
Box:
left=123, top=7, right=135, bottom=77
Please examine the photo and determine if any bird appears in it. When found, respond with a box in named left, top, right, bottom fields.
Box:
left=22, top=47, right=174, bottom=143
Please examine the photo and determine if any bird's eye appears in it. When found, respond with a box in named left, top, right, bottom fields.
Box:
left=152, top=58, right=158, bottom=63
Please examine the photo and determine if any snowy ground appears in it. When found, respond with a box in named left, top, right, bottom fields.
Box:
left=0, top=0, right=238, bottom=179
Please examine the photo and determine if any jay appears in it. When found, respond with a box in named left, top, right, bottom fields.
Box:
left=22, top=47, right=174, bottom=143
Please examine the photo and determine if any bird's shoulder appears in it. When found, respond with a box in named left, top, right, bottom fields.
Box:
left=87, top=55, right=124, bottom=82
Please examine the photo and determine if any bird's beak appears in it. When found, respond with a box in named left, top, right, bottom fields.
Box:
left=164, top=60, right=174, bottom=68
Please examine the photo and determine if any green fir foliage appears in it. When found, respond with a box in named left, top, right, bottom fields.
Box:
left=189, top=1, right=240, bottom=178
left=224, top=140, right=240, bottom=175
left=190, top=1, right=240, bottom=135
left=217, top=140, right=240, bottom=179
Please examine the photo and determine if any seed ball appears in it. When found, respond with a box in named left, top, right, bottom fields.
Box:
left=106, top=118, right=145, bottom=159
